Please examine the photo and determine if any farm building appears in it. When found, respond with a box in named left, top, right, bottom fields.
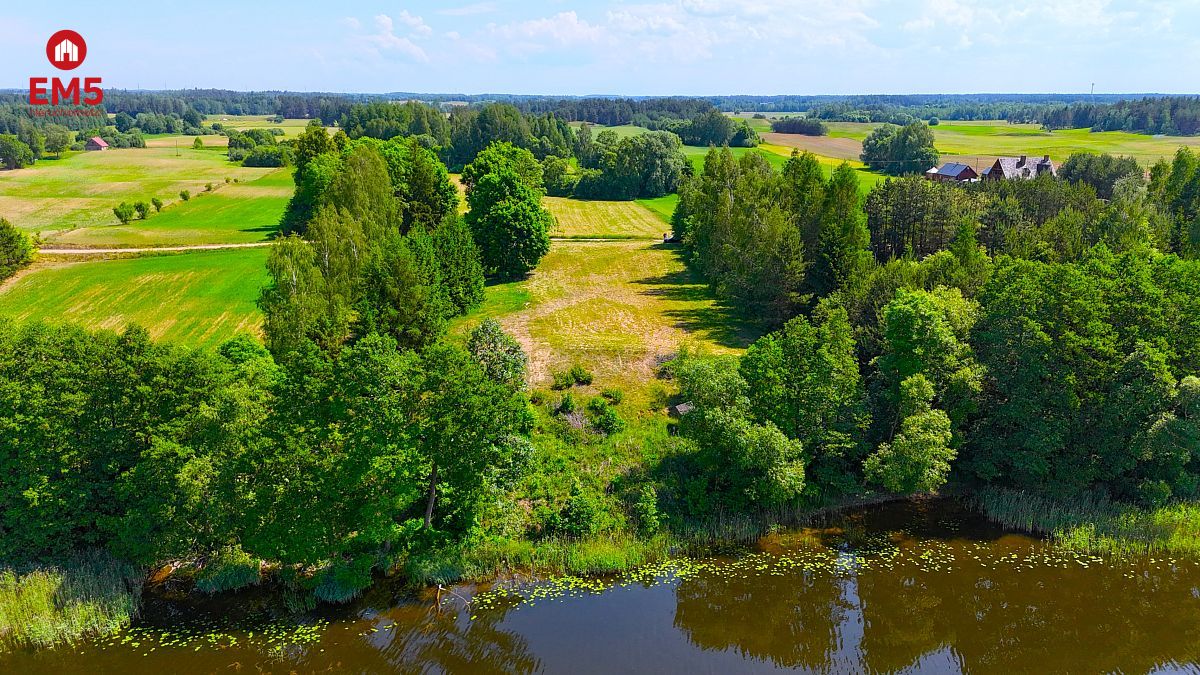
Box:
left=925, top=162, right=978, bottom=182
left=85, top=137, right=109, bottom=151
left=982, top=155, right=1055, bottom=180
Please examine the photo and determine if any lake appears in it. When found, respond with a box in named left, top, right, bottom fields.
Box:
left=5, top=499, right=1200, bottom=674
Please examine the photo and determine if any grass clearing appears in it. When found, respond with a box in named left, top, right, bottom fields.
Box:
left=0, top=145, right=276, bottom=237
left=0, top=248, right=269, bottom=347
left=544, top=197, right=668, bottom=239
left=636, top=194, right=679, bottom=224
left=207, top=115, right=317, bottom=138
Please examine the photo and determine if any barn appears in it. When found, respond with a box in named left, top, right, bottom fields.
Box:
left=85, top=137, right=109, bottom=151
left=982, top=155, right=1056, bottom=180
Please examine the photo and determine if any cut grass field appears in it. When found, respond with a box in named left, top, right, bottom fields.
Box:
left=544, top=197, right=668, bottom=239
left=47, top=169, right=290, bottom=248
left=0, top=145, right=278, bottom=237
left=0, top=247, right=269, bottom=347
left=814, top=119, right=1200, bottom=166
left=206, top=115, right=316, bottom=138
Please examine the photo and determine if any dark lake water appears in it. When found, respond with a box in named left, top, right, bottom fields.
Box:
left=5, top=499, right=1200, bottom=674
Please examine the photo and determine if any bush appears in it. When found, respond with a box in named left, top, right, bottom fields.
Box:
left=593, top=407, right=626, bottom=435
left=179, top=189, right=191, bottom=201
left=133, top=201, right=149, bottom=220
left=194, top=546, right=260, bottom=594
left=568, top=364, right=593, bottom=386
left=601, top=388, right=624, bottom=404
left=150, top=197, right=163, bottom=212
left=204, top=182, right=214, bottom=192
left=556, top=392, right=577, bottom=415
left=192, top=137, right=203, bottom=149
left=632, top=485, right=661, bottom=535
left=770, top=117, right=828, bottom=135
left=112, top=202, right=135, bottom=224
left=929, top=116, right=940, bottom=126
left=551, top=370, right=575, bottom=390
left=552, top=486, right=602, bottom=538
left=243, top=145, right=294, bottom=168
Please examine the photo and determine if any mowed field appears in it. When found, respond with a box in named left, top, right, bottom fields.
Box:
left=0, top=247, right=269, bottom=347
left=455, top=198, right=757, bottom=393
left=544, top=196, right=668, bottom=239
left=48, top=168, right=291, bottom=248
left=0, top=144, right=280, bottom=237
left=766, top=119, right=1200, bottom=167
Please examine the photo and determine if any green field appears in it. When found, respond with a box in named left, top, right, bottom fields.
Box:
left=544, top=197, right=668, bottom=239
left=0, top=248, right=269, bottom=347
left=819, top=120, right=1200, bottom=166
left=207, top=115, right=317, bottom=138
left=0, top=145, right=278, bottom=237
left=46, top=169, right=290, bottom=248
left=635, top=194, right=678, bottom=224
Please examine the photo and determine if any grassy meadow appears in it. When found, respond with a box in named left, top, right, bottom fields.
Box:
left=0, top=247, right=269, bottom=347
left=0, top=144, right=277, bottom=237
left=544, top=197, right=669, bottom=239
left=47, top=168, right=290, bottom=248
left=763, top=119, right=1200, bottom=167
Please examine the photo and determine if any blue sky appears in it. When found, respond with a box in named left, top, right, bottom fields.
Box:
left=2, top=1, right=1199, bottom=94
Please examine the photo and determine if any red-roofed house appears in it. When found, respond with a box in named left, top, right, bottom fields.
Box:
left=85, top=137, right=109, bottom=151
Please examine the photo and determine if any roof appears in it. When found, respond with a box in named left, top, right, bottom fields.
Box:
left=935, top=162, right=974, bottom=177
left=88, top=136, right=109, bottom=147
left=984, top=155, right=1055, bottom=180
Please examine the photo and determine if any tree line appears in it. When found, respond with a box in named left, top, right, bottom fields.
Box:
left=668, top=145, right=1199, bottom=515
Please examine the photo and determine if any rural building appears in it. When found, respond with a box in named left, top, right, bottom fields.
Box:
left=85, top=137, right=109, bottom=151
left=925, top=162, right=978, bottom=182
left=982, top=155, right=1055, bottom=180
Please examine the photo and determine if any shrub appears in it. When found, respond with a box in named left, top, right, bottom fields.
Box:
left=192, top=137, right=203, bottom=149
left=556, top=392, right=577, bottom=415
left=0, top=218, right=34, bottom=282
left=133, top=201, right=149, bottom=220
left=150, top=197, right=163, bottom=212
left=194, top=546, right=260, bottom=594
left=593, top=406, right=626, bottom=435
left=204, top=182, right=214, bottom=192
left=569, top=364, right=593, bottom=386
left=551, top=370, right=575, bottom=390
left=929, top=116, right=940, bottom=126
left=552, top=486, right=602, bottom=538
left=179, top=189, right=191, bottom=201
left=112, top=202, right=135, bottom=224
left=224, top=176, right=231, bottom=183
left=632, top=485, right=661, bottom=535
left=601, top=388, right=624, bottom=404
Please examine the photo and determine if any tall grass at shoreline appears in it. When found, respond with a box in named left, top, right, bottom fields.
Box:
left=0, top=550, right=142, bottom=652
left=976, top=487, right=1200, bottom=557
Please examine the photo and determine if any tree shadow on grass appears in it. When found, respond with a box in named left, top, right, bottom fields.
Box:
left=631, top=245, right=763, bottom=349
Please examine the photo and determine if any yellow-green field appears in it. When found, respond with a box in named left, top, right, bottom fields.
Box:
left=46, top=169, right=291, bottom=248
left=544, top=197, right=668, bottom=239
left=0, top=145, right=278, bottom=237
left=805, top=120, right=1200, bottom=166
left=207, top=115, right=318, bottom=138
left=0, top=248, right=269, bottom=347
left=456, top=197, right=757, bottom=390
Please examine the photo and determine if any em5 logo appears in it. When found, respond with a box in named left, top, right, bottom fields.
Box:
left=29, top=29, right=104, bottom=108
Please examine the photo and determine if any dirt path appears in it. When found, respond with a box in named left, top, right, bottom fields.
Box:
left=36, top=242, right=273, bottom=255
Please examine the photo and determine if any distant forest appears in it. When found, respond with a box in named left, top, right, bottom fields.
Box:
left=1, top=89, right=1198, bottom=137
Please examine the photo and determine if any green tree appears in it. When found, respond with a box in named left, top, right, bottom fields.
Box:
left=113, top=202, right=135, bottom=224
left=0, top=218, right=34, bottom=281
left=0, top=134, right=34, bottom=169
left=431, top=214, right=485, bottom=313
left=860, top=122, right=939, bottom=176
left=466, top=167, right=553, bottom=280
left=461, top=141, right=544, bottom=194
left=43, top=124, right=72, bottom=158
left=192, top=137, right=204, bottom=149
left=151, top=197, right=163, bottom=212
left=863, top=374, right=955, bottom=493
left=467, top=319, right=528, bottom=390
left=133, top=201, right=150, bottom=220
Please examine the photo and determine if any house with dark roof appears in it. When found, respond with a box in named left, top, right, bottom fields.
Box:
left=982, top=155, right=1055, bottom=180
left=925, top=162, right=978, bottom=183
left=85, top=137, right=109, bottom=151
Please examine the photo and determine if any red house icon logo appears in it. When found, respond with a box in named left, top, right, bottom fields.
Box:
left=46, top=30, right=87, bottom=70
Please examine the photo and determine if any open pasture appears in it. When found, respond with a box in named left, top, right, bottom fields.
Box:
left=543, top=197, right=668, bottom=239
left=207, top=115, right=316, bottom=138
left=47, top=169, right=290, bottom=248
left=0, top=247, right=269, bottom=347
left=0, top=145, right=276, bottom=237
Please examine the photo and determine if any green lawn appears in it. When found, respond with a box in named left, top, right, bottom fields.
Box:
left=48, top=169, right=291, bottom=248
left=0, top=248, right=269, bottom=347
left=0, top=145, right=278, bottom=237
left=544, top=197, right=668, bottom=239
